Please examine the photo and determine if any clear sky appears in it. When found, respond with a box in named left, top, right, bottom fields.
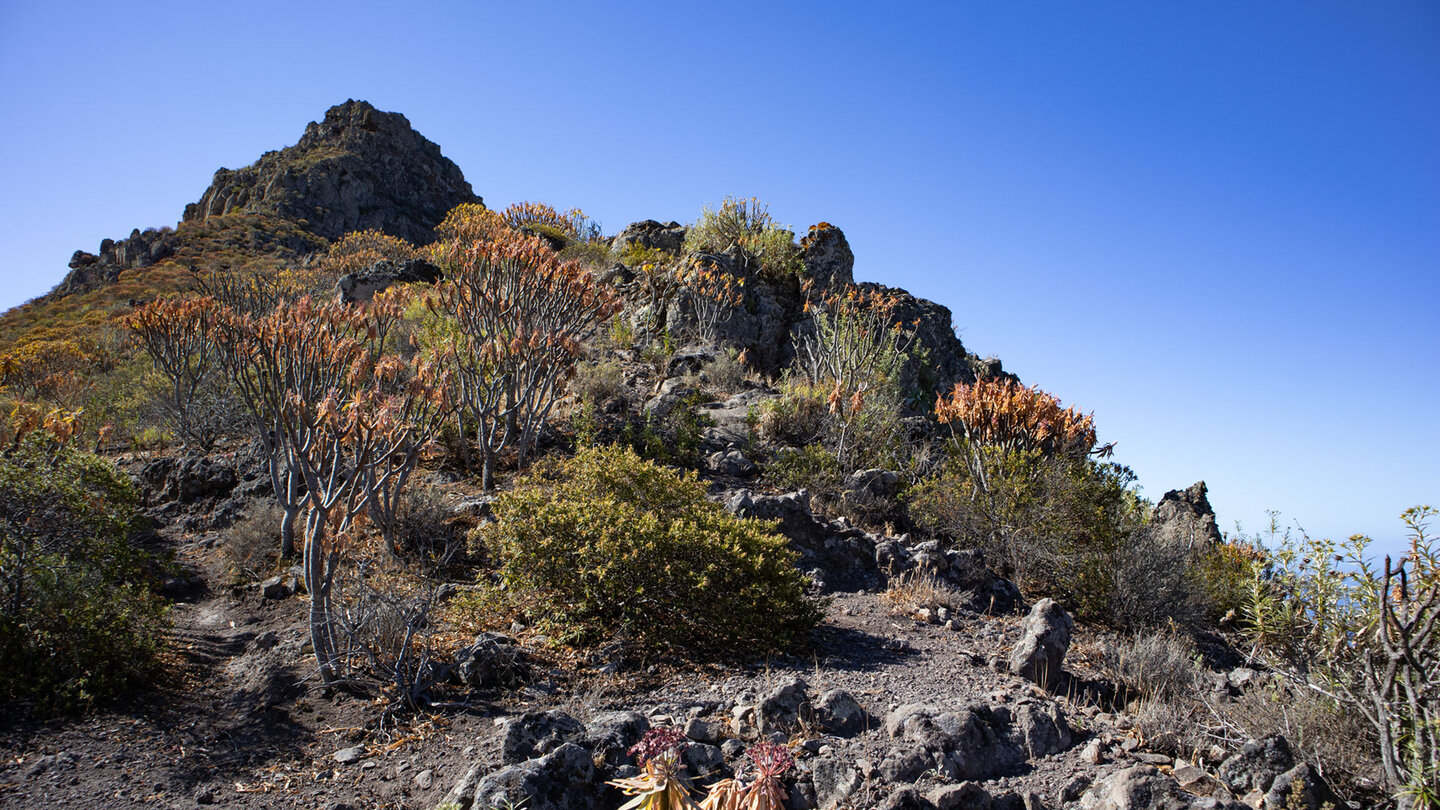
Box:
left=1, top=1, right=1436, bottom=556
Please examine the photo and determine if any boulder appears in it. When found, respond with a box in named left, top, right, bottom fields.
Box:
left=723, top=489, right=882, bottom=593
left=1217, top=734, right=1295, bottom=795
left=809, top=689, right=869, bottom=737
left=1262, top=765, right=1341, bottom=810
left=885, top=703, right=1023, bottom=781
left=584, top=711, right=649, bottom=769
left=1008, top=702, right=1073, bottom=758
left=756, top=677, right=809, bottom=735
left=1081, top=765, right=1247, bottom=810
left=799, top=223, right=855, bottom=291
left=612, top=220, right=687, bottom=257
left=932, top=782, right=995, bottom=810
left=1009, top=599, right=1073, bottom=686
left=812, top=757, right=863, bottom=809
left=337, top=257, right=441, bottom=303
left=708, top=449, right=758, bottom=478
left=1150, top=482, right=1223, bottom=550
left=454, top=632, right=526, bottom=689
left=499, top=709, right=585, bottom=765
left=470, top=742, right=601, bottom=810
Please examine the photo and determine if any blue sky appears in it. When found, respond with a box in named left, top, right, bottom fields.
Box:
left=1, top=1, right=1436, bottom=555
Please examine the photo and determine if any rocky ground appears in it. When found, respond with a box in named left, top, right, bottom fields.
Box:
left=0, top=434, right=1343, bottom=810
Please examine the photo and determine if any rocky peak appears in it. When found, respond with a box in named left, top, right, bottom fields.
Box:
left=182, top=99, right=481, bottom=245
left=1151, top=481, right=1223, bottom=549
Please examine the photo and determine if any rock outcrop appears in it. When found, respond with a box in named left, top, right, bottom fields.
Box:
left=1149, top=481, right=1223, bottom=550
left=1008, top=598, right=1073, bottom=686
left=183, top=100, right=480, bottom=245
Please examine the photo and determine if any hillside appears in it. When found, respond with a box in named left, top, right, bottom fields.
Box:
left=0, top=102, right=1417, bottom=810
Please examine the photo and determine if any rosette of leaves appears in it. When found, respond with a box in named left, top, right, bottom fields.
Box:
left=698, top=740, right=795, bottom=810
left=609, top=728, right=698, bottom=810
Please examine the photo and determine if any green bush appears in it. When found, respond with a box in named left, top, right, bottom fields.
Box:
left=909, top=448, right=1148, bottom=624
left=0, top=437, right=166, bottom=713
left=475, top=445, right=821, bottom=656
left=683, top=197, right=801, bottom=279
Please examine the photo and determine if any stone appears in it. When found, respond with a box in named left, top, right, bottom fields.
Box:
left=337, top=257, right=441, bottom=303
left=1150, top=482, right=1223, bottom=550
left=414, top=769, right=433, bottom=789
left=1217, top=735, right=1295, bottom=795
left=333, top=746, right=365, bottom=764
left=708, top=449, right=758, bottom=477
left=454, top=632, right=526, bottom=689
left=840, top=468, right=902, bottom=513
left=1080, top=765, right=1249, bottom=810
left=756, top=677, right=810, bottom=735
left=1058, top=775, right=1093, bottom=804
left=612, top=220, right=688, bottom=257
left=584, top=710, right=650, bottom=767
left=812, top=757, right=862, bottom=810
left=1262, top=765, right=1341, bottom=810
left=682, top=743, right=725, bottom=779
left=1082, top=739, right=1107, bottom=765
left=880, top=785, right=932, bottom=810
left=799, top=223, right=856, bottom=291
left=499, top=709, right=585, bottom=765
left=261, top=575, right=295, bottom=600
left=1172, top=766, right=1228, bottom=799
left=886, top=703, right=1022, bottom=781
left=1226, top=668, right=1259, bottom=691
left=470, top=743, right=601, bottom=810
left=878, top=746, right=933, bottom=783
left=683, top=717, right=723, bottom=744
left=723, top=489, right=882, bottom=593
left=1133, top=752, right=1174, bottom=766
left=1009, top=598, right=1074, bottom=686
left=809, top=689, right=869, bottom=737
left=1008, top=702, right=1073, bottom=758
left=932, top=782, right=994, bottom=810
left=252, top=631, right=280, bottom=650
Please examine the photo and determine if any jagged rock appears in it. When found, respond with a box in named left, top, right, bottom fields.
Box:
left=1058, top=776, right=1093, bottom=804
left=1008, top=702, right=1073, bottom=758
left=1009, top=599, right=1073, bottom=686
left=584, top=711, right=649, bottom=768
left=1261, top=765, right=1340, bottom=810
left=683, top=717, right=722, bottom=744
left=840, top=468, right=901, bottom=512
left=183, top=100, right=480, bottom=245
left=708, top=450, right=757, bottom=477
left=1150, top=482, right=1223, bottom=550
left=800, top=223, right=855, bottom=291
left=812, top=757, right=863, bottom=809
left=336, top=257, right=441, bottom=303
left=470, top=743, right=600, bottom=810
left=722, top=489, right=882, bottom=593
left=1172, top=767, right=1230, bottom=799
left=808, top=689, right=869, bottom=737
left=499, top=709, right=585, bottom=765
left=756, top=677, right=809, bottom=735
left=454, top=632, right=526, bottom=689
left=612, top=220, right=687, bottom=256
left=885, top=703, right=1023, bottom=781
left=666, top=347, right=717, bottom=377
left=260, top=574, right=296, bottom=600
left=932, top=782, right=994, bottom=810
left=880, top=785, right=932, bottom=810
left=644, top=378, right=693, bottom=419
left=136, top=455, right=239, bottom=505
left=1080, top=765, right=1248, bottom=810
left=878, top=746, right=934, bottom=783
left=439, top=762, right=483, bottom=810
left=1217, top=735, right=1295, bottom=795
left=682, top=743, right=725, bottom=779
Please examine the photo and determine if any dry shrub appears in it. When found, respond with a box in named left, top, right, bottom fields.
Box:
left=1217, top=683, right=1382, bottom=802
left=222, top=502, right=282, bottom=580
left=699, top=349, right=750, bottom=395
left=882, top=571, right=970, bottom=620
left=1095, top=630, right=1198, bottom=703
left=389, top=483, right=464, bottom=572
left=570, top=359, right=627, bottom=408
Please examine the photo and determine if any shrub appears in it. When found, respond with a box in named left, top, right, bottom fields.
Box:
left=0, top=436, right=165, bottom=713
left=759, top=383, right=829, bottom=447
left=1094, top=631, right=1198, bottom=702
left=766, top=442, right=843, bottom=494
left=321, top=229, right=420, bottom=275
left=909, top=450, right=1147, bottom=623
left=1238, top=507, right=1439, bottom=805
left=222, top=502, right=283, bottom=581
left=683, top=196, right=802, bottom=279
left=475, top=445, right=821, bottom=656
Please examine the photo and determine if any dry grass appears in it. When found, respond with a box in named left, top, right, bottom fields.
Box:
left=881, top=571, right=970, bottom=622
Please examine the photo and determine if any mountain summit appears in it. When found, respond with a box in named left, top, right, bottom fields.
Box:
left=183, top=100, right=480, bottom=244
left=55, top=100, right=479, bottom=299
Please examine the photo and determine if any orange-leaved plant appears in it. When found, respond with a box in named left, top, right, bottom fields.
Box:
left=609, top=727, right=698, bottom=810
